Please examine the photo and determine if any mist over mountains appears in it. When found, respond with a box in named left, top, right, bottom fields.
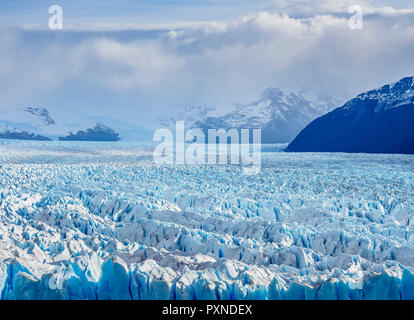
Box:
left=287, top=76, right=414, bottom=154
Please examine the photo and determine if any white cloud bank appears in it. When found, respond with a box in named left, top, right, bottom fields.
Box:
left=0, top=1, right=413, bottom=124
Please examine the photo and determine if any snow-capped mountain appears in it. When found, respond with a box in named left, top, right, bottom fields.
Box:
left=158, top=104, right=215, bottom=130
left=287, top=76, right=414, bottom=154
left=193, top=88, right=339, bottom=143
left=0, top=88, right=342, bottom=143
left=24, top=107, right=56, bottom=126
left=0, top=107, right=152, bottom=142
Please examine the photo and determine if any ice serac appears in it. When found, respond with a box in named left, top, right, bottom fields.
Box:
left=0, top=142, right=414, bottom=300
left=193, top=88, right=339, bottom=143
left=287, top=76, right=414, bottom=154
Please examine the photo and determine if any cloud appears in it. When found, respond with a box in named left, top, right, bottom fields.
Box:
left=0, top=1, right=413, bottom=124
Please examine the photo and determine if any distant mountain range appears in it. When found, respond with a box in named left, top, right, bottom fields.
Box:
left=58, top=123, right=120, bottom=141
left=0, top=130, right=51, bottom=141
left=0, top=107, right=55, bottom=141
left=0, top=87, right=343, bottom=143
left=192, top=88, right=342, bottom=143
left=287, top=76, right=414, bottom=154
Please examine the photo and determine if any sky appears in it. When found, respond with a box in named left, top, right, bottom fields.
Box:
left=0, top=0, right=414, bottom=128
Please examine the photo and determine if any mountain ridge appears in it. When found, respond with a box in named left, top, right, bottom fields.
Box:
left=286, top=76, right=414, bottom=154
left=0, top=108, right=123, bottom=141
left=192, top=87, right=340, bottom=143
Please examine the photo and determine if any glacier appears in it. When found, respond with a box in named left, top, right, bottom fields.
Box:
left=0, top=141, right=413, bottom=300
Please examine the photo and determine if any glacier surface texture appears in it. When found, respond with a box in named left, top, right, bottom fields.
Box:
left=0, top=141, right=413, bottom=300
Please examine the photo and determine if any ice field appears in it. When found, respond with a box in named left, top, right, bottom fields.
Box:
left=0, top=141, right=413, bottom=299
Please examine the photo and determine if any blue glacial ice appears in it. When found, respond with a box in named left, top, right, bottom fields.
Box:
left=0, top=141, right=413, bottom=299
